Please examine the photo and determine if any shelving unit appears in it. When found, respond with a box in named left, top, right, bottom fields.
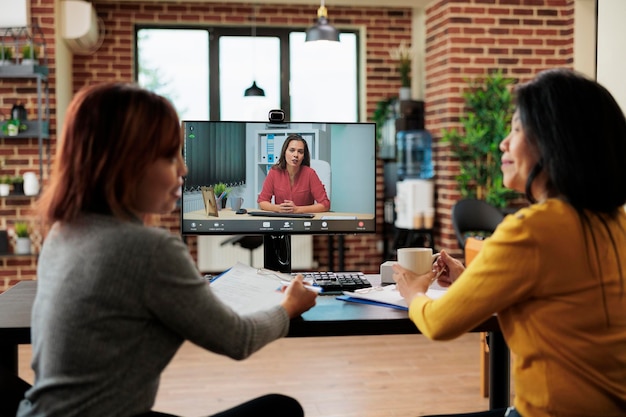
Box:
left=0, top=25, right=50, bottom=190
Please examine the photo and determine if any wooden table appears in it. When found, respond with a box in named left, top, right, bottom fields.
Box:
left=0, top=279, right=510, bottom=409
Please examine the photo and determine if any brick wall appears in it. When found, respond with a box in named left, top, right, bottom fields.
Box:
left=0, top=0, right=56, bottom=291
left=0, top=0, right=575, bottom=292
left=425, top=0, right=574, bottom=254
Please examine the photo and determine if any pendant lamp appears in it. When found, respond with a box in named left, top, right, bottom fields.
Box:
left=244, top=6, right=265, bottom=97
left=244, top=81, right=265, bottom=97
left=305, top=1, right=340, bottom=43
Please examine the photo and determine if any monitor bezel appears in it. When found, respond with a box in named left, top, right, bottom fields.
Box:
left=180, top=120, right=377, bottom=237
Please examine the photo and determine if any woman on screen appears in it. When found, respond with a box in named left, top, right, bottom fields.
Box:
left=16, top=83, right=317, bottom=417
left=257, top=134, right=330, bottom=213
left=393, top=68, right=626, bottom=417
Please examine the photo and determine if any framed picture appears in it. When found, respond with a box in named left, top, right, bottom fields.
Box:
left=201, top=186, right=219, bottom=217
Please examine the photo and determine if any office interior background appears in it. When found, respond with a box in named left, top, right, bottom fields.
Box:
left=0, top=0, right=624, bottom=292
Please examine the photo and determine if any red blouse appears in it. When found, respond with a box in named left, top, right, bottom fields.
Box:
left=257, top=165, right=330, bottom=210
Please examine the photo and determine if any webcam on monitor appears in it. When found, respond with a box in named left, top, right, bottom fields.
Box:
left=268, top=109, right=285, bottom=123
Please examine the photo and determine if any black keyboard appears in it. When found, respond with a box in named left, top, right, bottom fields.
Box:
left=292, top=271, right=372, bottom=295
left=247, top=211, right=315, bottom=219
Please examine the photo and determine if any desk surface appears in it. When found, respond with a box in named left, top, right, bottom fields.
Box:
left=0, top=279, right=508, bottom=409
left=0, top=279, right=499, bottom=343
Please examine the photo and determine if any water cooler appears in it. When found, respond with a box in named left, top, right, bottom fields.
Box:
left=393, top=100, right=435, bottom=250
left=395, top=100, right=433, bottom=181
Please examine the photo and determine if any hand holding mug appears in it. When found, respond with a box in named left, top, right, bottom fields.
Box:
left=393, top=248, right=439, bottom=304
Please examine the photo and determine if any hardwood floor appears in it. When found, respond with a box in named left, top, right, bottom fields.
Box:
left=19, top=333, right=511, bottom=417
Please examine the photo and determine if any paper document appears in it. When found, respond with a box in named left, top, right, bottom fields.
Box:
left=209, top=262, right=287, bottom=315
left=341, top=283, right=447, bottom=310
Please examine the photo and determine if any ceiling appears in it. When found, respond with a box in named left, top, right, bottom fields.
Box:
left=104, top=0, right=434, bottom=8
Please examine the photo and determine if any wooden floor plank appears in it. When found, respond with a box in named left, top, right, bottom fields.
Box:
left=19, top=333, right=510, bottom=417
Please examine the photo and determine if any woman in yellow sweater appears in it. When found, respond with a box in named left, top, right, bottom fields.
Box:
left=393, top=68, right=626, bottom=417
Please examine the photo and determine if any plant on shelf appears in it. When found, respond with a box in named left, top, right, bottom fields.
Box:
left=0, top=175, right=11, bottom=197
left=21, top=44, right=39, bottom=64
left=441, top=70, right=520, bottom=209
left=389, top=41, right=413, bottom=88
left=11, top=175, right=24, bottom=195
left=372, top=97, right=396, bottom=149
left=14, top=222, right=29, bottom=238
left=0, top=45, right=13, bottom=65
left=14, top=221, right=31, bottom=254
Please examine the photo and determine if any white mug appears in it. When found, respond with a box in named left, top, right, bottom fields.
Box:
left=397, top=247, right=438, bottom=275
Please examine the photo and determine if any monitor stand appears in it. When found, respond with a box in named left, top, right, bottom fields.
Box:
left=263, top=234, right=291, bottom=273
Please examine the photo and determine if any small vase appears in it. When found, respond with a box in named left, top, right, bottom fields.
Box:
left=15, top=237, right=30, bottom=255
left=399, top=86, right=411, bottom=100
left=12, top=183, right=24, bottom=195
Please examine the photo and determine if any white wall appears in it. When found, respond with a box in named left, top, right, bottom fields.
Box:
left=596, top=0, right=626, bottom=113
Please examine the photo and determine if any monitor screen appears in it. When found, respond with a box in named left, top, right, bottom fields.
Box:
left=181, top=120, right=376, bottom=236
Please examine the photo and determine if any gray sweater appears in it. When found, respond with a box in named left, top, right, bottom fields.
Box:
left=17, top=214, right=289, bottom=417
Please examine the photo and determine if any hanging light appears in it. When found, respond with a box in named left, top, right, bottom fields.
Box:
left=305, top=1, right=340, bottom=43
left=244, top=80, right=265, bottom=97
left=244, top=6, right=266, bottom=97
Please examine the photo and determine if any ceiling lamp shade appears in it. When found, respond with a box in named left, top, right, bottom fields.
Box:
left=244, top=80, right=265, bottom=97
left=305, top=1, right=340, bottom=43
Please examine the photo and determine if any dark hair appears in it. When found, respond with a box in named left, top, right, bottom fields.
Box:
left=514, top=68, right=626, bottom=213
left=515, top=68, right=626, bottom=314
left=275, top=134, right=311, bottom=170
left=38, top=82, right=182, bottom=225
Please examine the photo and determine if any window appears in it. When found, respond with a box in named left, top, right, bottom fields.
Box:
left=136, top=26, right=358, bottom=122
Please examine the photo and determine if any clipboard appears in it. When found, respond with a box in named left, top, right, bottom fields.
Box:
left=209, top=262, right=285, bottom=314
left=339, top=284, right=447, bottom=311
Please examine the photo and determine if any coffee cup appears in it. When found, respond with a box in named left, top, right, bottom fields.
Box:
left=230, top=197, right=244, bottom=211
left=397, top=247, right=438, bottom=275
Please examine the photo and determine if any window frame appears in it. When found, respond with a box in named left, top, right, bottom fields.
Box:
left=134, top=24, right=361, bottom=121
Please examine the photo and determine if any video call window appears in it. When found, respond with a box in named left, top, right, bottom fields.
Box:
left=181, top=121, right=376, bottom=236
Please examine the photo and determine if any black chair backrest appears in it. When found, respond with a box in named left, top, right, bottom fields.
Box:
left=451, top=198, right=505, bottom=250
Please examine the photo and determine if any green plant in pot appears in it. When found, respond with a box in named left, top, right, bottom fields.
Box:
left=0, top=45, right=13, bottom=65
left=441, top=70, right=520, bottom=209
left=0, top=175, right=11, bottom=197
left=14, top=221, right=31, bottom=254
left=21, top=44, right=39, bottom=64
left=213, top=182, right=231, bottom=209
left=11, top=175, right=24, bottom=195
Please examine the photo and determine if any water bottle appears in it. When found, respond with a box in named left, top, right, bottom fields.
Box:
left=396, top=129, right=433, bottom=180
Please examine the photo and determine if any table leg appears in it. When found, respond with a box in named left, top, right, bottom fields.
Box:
left=0, top=344, right=18, bottom=374
left=488, top=331, right=510, bottom=409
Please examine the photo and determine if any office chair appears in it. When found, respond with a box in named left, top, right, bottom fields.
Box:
left=221, top=236, right=264, bottom=266
left=310, top=159, right=331, bottom=197
left=451, top=198, right=505, bottom=398
left=451, top=198, right=505, bottom=250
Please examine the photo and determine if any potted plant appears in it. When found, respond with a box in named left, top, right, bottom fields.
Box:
left=14, top=221, right=31, bottom=254
left=0, top=175, right=11, bottom=197
left=389, top=41, right=413, bottom=100
left=441, top=70, right=520, bottom=209
left=213, top=182, right=231, bottom=209
left=21, top=44, right=39, bottom=65
left=0, top=45, right=13, bottom=65
left=11, top=175, right=24, bottom=195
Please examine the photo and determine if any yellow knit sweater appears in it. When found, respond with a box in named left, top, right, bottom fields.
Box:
left=409, top=199, right=626, bottom=417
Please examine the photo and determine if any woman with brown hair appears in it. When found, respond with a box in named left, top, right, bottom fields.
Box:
left=17, top=83, right=317, bottom=417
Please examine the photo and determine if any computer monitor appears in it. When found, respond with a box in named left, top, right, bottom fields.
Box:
left=181, top=120, right=376, bottom=272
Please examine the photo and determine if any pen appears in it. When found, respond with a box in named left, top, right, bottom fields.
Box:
left=280, top=280, right=323, bottom=293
